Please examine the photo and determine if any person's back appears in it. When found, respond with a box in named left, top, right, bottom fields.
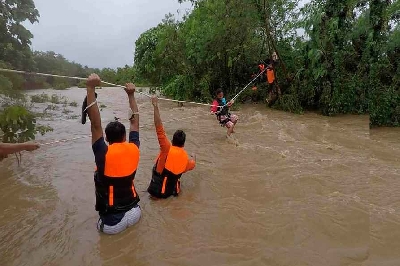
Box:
left=95, top=140, right=140, bottom=216
left=147, top=97, right=195, bottom=198
left=84, top=74, right=142, bottom=235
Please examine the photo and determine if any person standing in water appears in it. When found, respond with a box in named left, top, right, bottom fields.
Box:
left=210, top=89, right=238, bottom=136
left=147, top=96, right=196, bottom=199
left=84, top=73, right=141, bottom=235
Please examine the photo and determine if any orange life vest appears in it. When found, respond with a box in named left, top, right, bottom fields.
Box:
left=267, top=68, right=275, bottom=84
left=94, top=142, right=140, bottom=215
left=147, top=146, right=189, bottom=198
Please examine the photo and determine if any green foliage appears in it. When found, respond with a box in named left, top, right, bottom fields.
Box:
left=62, top=108, right=72, bottom=115
left=275, top=94, right=303, bottom=114
left=50, top=94, right=65, bottom=104
left=44, top=104, right=59, bottom=112
left=133, top=0, right=399, bottom=126
left=77, top=80, right=86, bottom=88
left=69, top=101, right=78, bottom=107
left=30, top=93, right=50, bottom=103
left=236, top=84, right=269, bottom=104
left=0, top=0, right=39, bottom=71
left=52, top=78, right=71, bottom=90
left=0, top=105, right=52, bottom=143
left=0, top=74, right=14, bottom=95
left=0, top=0, right=398, bottom=128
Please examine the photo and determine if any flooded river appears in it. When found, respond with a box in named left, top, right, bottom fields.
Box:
left=0, top=87, right=399, bottom=266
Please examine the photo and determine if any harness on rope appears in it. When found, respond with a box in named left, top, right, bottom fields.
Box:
left=217, top=112, right=231, bottom=127
left=215, top=98, right=232, bottom=126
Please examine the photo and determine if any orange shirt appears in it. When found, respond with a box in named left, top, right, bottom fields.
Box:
left=155, top=125, right=195, bottom=174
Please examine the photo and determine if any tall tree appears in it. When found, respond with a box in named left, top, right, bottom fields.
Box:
left=0, top=0, right=39, bottom=70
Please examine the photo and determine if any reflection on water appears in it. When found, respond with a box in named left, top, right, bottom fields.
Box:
left=0, top=87, right=399, bottom=265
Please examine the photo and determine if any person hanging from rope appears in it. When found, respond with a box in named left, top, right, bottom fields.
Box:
left=0, top=142, right=40, bottom=162
left=147, top=96, right=196, bottom=199
left=210, top=89, right=238, bottom=136
left=84, top=73, right=141, bottom=235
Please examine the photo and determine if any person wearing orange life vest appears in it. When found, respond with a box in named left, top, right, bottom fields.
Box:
left=266, top=64, right=275, bottom=84
left=266, top=53, right=282, bottom=103
left=84, top=74, right=141, bottom=235
left=147, top=96, right=196, bottom=199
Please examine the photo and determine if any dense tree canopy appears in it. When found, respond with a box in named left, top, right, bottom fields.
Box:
left=135, top=0, right=400, bottom=126
left=0, top=0, right=399, bottom=128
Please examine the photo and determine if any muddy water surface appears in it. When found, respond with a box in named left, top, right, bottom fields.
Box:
left=0, top=87, right=399, bottom=266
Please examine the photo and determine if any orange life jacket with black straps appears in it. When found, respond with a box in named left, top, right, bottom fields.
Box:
left=267, top=68, right=275, bottom=84
left=147, top=146, right=188, bottom=198
left=94, top=142, right=140, bottom=215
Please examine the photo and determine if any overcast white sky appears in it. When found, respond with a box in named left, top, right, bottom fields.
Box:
left=25, top=0, right=308, bottom=69
left=25, top=0, right=192, bottom=69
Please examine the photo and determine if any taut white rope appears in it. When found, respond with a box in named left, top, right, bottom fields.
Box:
left=0, top=68, right=266, bottom=108
left=41, top=114, right=204, bottom=146
left=230, top=68, right=267, bottom=103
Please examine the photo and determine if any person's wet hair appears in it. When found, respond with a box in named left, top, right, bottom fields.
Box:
left=105, top=121, right=126, bottom=144
left=172, top=130, right=186, bottom=147
left=215, top=88, right=223, bottom=96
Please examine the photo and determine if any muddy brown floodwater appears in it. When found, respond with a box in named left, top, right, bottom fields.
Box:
left=0, top=87, right=399, bottom=266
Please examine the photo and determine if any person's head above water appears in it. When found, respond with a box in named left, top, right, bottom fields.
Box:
left=105, top=121, right=126, bottom=144
left=172, top=130, right=186, bottom=147
left=216, top=89, right=224, bottom=100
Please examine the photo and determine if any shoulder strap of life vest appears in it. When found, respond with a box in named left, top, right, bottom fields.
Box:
left=104, top=142, right=139, bottom=178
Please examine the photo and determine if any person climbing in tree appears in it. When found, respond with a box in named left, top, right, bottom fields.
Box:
left=266, top=52, right=281, bottom=105
left=210, top=89, right=238, bottom=136
left=251, top=51, right=278, bottom=91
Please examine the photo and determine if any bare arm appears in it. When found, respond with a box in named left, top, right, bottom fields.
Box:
left=86, top=74, right=102, bottom=144
left=125, top=83, right=139, bottom=132
left=184, top=153, right=196, bottom=173
left=152, top=96, right=163, bottom=128
left=0, top=142, right=39, bottom=156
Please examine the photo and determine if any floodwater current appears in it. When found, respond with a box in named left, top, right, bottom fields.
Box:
left=0, top=87, right=399, bottom=266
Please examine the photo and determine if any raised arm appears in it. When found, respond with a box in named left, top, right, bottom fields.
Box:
left=152, top=96, right=163, bottom=128
left=86, top=74, right=102, bottom=144
left=125, top=83, right=139, bottom=133
left=152, top=96, right=170, bottom=152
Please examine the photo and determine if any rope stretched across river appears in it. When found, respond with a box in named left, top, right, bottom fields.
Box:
left=0, top=68, right=266, bottom=108
left=41, top=114, right=204, bottom=146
